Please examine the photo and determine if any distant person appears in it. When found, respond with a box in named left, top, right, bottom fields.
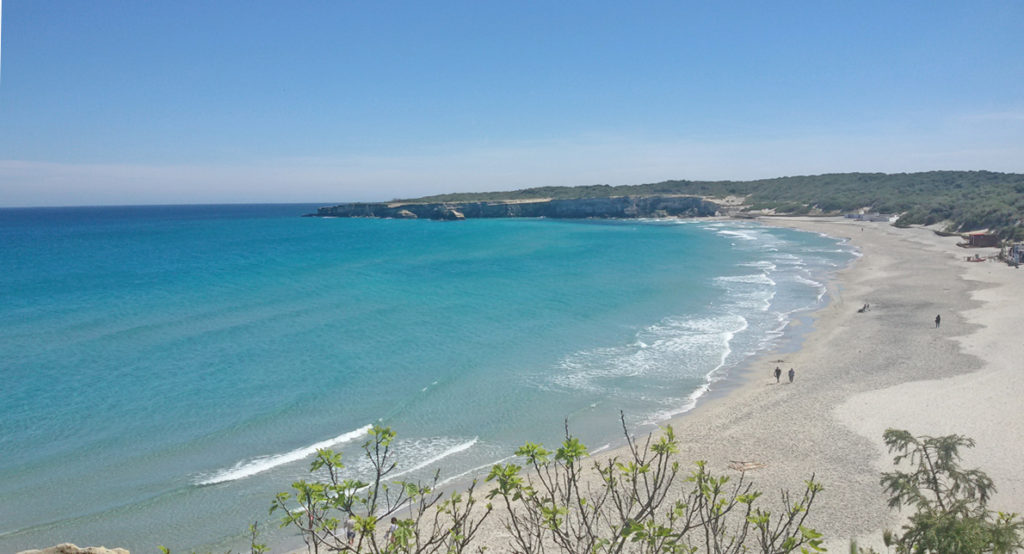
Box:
left=788, top=368, right=795, bottom=383
left=345, top=516, right=356, bottom=545
left=386, top=517, right=398, bottom=544
left=935, top=314, right=941, bottom=328
left=774, top=366, right=782, bottom=383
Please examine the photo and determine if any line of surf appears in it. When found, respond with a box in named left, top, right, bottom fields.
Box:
left=280, top=438, right=482, bottom=517
left=436, top=454, right=516, bottom=488
left=642, top=314, right=749, bottom=425
left=196, top=424, right=372, bottom=485
left=390, top=437, right=478, bottom=481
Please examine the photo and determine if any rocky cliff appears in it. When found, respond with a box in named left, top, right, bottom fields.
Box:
left=311, top=196, right=719, bottom=220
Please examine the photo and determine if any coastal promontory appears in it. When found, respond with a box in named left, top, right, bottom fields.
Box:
left=311, top=195, right=720, bottom=220
left=310, top=171, right=1024, bottom=238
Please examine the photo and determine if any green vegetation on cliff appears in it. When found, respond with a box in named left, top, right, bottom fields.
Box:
left=400, top=171, right=1024, bottom=238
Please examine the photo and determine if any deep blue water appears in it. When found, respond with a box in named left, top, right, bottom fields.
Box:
left=0, top=205, right=856, bottom=552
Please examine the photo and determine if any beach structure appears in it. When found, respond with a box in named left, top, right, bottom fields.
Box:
left=966, top=231, right=999, bottom=245
left=962, top=232, right=1000, bottom=248
left=1005, top=243, right=1024, bottom=266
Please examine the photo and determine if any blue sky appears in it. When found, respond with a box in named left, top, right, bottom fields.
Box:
left=1, top=1, right=1023, bottom=206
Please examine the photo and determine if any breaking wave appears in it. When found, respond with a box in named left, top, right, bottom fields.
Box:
left=196, top=424, right=371, bottom=485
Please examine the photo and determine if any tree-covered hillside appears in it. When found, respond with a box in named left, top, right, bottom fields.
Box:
left=399, top=171, right=1024, bottom=238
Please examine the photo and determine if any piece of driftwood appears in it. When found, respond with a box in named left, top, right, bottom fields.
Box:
left=728, top=460, right=767, bottom=472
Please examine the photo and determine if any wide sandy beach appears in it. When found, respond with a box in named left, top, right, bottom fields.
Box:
left=636, top=216, right=1024, bottom=550
left=278, top=216, right=1023, bottom=553
left=467, top=216, right=1024, bottom=552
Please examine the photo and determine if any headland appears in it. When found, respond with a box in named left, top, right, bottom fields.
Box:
left=310, top=195, right=720, bottom=220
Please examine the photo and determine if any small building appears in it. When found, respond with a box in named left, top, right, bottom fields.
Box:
left=1008, top=243, right=1024, bottom=265
left=966, top=233, right=1000, bottom=248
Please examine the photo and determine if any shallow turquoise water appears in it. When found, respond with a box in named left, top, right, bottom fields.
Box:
left=0, top=205, right=855, bottom=551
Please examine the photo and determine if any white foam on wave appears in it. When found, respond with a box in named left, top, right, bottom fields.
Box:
left=738, top=260, right=777, bottom=271
left=731, top=289, right=776, bottom=312
left=390, top=437, right=478, bottom=480
left=196, top=424, right=372, bottom=485
left=633, top=225, right=854, bottom=425
left=714, top=272, right=777, bottom=312
left=551, top=313, right=749, bottom=394
left=641, top=316, right=749, bottom=425
left=436, top=455, right=516, bottom=487
left=772, top=252, right=806, bottom=266
left=793, top=274, right=824, bottom=289
left=747, top=311, right=790, bottom=352
left=794, top=275, right=827, bottom=302
left=715, top=273, right=776, bottom=286
left=285, top=435, right=482, bottom=494
left=716, top=229, right=759, bottom=241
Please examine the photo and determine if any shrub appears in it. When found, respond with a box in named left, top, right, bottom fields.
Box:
left=272, top=418, right=826, bottom=553
left=878, top=429, right=1024, bottom=554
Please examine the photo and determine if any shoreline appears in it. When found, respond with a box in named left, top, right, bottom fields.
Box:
left=37, top=215, right=1012, bottom=554
left=648, top=216, right=1023, bottom=549
left=212, top=216, right=1024, bottom=554
left=277, top=218, right=860, bottom=554
left=450, top=215, right=1023, bottom=552
left=7, top=215, right=855, bottom=554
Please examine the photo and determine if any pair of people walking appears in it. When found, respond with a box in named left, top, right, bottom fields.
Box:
left=774, top=366, right=795, bottom=383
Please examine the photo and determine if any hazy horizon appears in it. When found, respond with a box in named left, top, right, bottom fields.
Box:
left=2, top=168, right=1020, bottom=210
left=2, top=1, right=1023, bottom=207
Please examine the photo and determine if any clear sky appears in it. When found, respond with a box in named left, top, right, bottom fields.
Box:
left=1, top=1, right=1023, bottom=206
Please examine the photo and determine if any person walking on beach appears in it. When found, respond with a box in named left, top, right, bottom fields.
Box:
left=386, top=517, right=399, bottom=545
left=345, top=515, right=357, bottom=546
left=774, top=366, right=782, bottom=383
left=788, top=368, right=795, bottom=383
left=935, top=314, right=941, bottom=328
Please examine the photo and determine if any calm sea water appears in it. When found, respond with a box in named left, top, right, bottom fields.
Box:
left=0, top=205, right=856, bottom=552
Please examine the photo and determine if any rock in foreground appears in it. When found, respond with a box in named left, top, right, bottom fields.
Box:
left=17, top=543, right=130, bottom=554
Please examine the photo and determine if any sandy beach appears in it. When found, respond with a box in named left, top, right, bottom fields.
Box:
left=277, top=216, right=1024, bottom=553
left=466, top=216, right=1024, bottom=552
left=636, top=216, right=1024, bottom=550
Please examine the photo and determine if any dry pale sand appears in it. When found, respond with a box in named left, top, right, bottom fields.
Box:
left=674, top=216, right=1024, bottom=550
left=288, top=217, right=1024, bottom=553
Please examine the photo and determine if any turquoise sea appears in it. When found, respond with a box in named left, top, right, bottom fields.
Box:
left=0, top=205, right=856, bottom=552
